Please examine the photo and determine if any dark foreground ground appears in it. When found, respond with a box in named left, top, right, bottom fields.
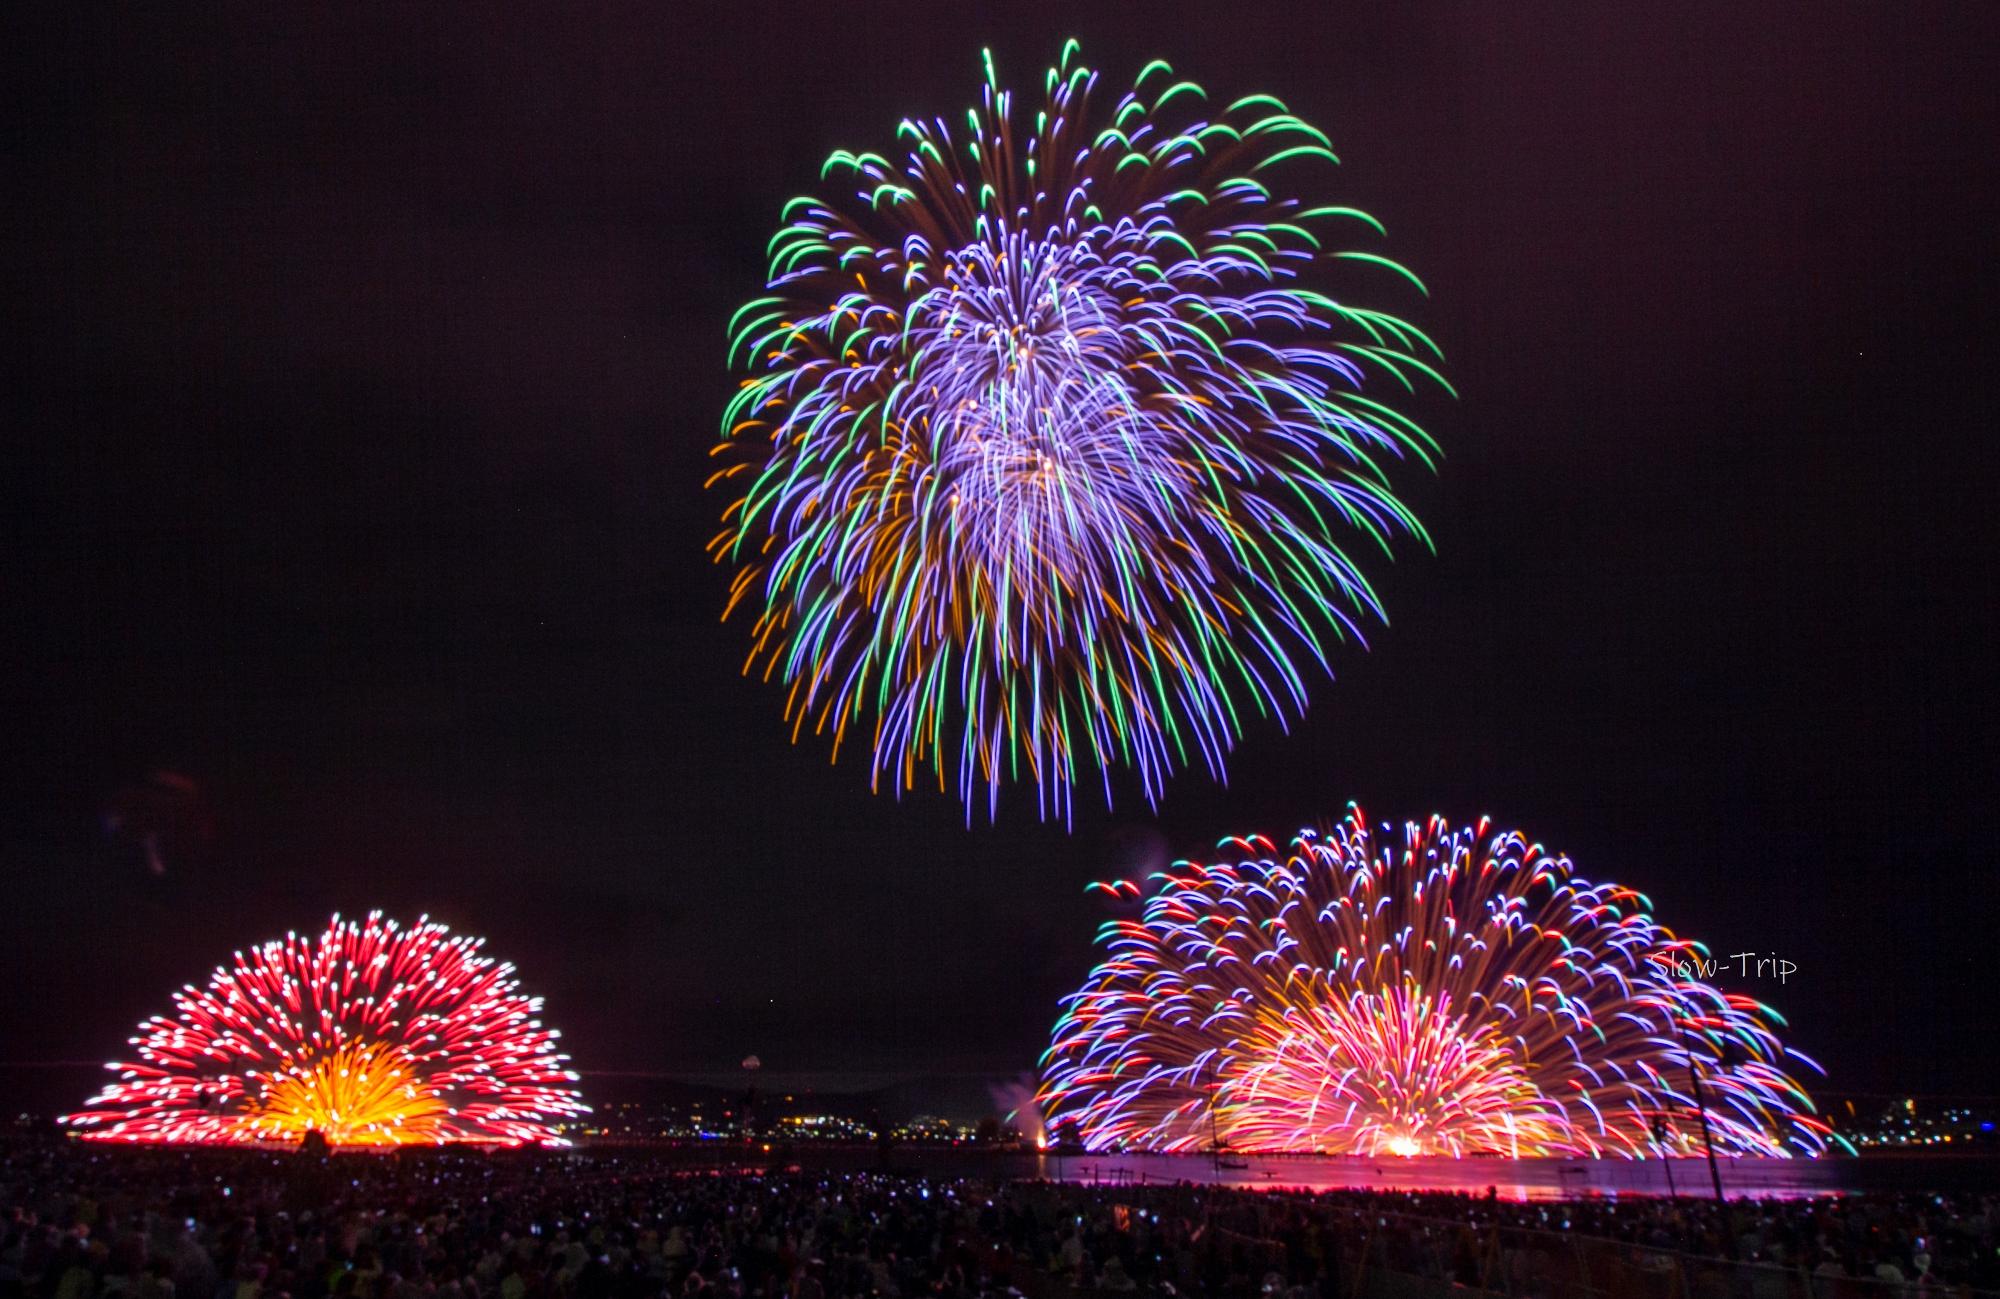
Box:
left=4, top=1138, right=1998, bottom=1297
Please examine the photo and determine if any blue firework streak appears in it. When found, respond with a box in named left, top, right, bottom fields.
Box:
left=711, top=43, right=1450, bottom=821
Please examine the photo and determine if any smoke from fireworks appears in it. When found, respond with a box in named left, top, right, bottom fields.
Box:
left=711, top=44, right=1448, bottom=821
left=63, top=912, right=585, bottom=1146
left=1038, top=810, right=1844, bottom=1158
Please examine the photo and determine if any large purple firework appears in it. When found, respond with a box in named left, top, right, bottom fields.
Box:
left=711, top=44, right=1448, bottom=821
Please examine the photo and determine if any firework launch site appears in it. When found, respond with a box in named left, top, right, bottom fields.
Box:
left=26, top=826, right=2000, bottom=1292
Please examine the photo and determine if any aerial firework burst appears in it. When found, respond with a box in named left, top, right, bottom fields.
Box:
left=1038, top=810, right=1844, bottom=1158
left=62, top=912, right=585, bottom=1146
left=711, top=43, right=1448, bottom=820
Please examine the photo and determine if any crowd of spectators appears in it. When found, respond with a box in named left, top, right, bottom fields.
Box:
left=1, top=1139, right=1995, bottom=1298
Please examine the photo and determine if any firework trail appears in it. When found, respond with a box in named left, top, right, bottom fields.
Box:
left=1038, top=810, right=1844, bottom=1158
left=712, top=44, right=1448, bottom=821
left=63, top=912, right=585, bottom=1145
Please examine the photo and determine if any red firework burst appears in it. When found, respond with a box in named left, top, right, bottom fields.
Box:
left=62, top=912, right=586, bottom=1146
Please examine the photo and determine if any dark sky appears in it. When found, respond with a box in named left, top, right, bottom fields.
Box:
left=5, top=3, right=1996, bottom=1114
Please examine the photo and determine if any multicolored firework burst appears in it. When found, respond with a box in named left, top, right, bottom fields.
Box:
left=1038, top=810, right=1845, bottom=1158
left=62, top=912, right=586, bottom=1146
left=711, top=44, right=1448, bottom=821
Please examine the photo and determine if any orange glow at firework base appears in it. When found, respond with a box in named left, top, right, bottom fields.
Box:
left=237, top=1041, right=449, bottom=1145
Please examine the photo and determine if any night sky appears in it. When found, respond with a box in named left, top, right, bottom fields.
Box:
left=6, top=3, right=1996, bottom=1115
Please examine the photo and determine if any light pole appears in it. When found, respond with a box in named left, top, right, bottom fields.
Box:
left=1651, top=1115, right=1678, bottom=1199
left=1673, top=1016, right=1728, bottom=1209
left=1206, top=1058, right=1223, bottom=1175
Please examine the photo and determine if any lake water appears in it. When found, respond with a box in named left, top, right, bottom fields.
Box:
left=1017, top=1151, right=1998, bottom=1200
